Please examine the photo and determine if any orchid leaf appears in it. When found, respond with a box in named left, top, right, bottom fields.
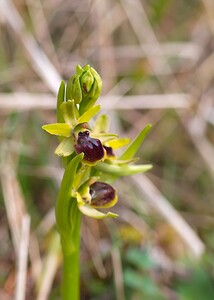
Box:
left=120, top=124, right=152, bottom=160
left=55, top=154, right=84, bottom=240
left=42, top=123, right=72, bottom=137
left=77, top=105, right=100, bottom=123
left=55, top=137, right=74, bottom=157
left=95, top=162, right=152, bottom=176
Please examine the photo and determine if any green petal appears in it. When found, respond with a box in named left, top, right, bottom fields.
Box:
left=78, top=105, right=100, bottom=123
left=120, top=124, right=152, bottom=160
left=90, top=133, right=118, bottom=143
left=42, top=123, right=72, bottom=137
left=55, top=137, right=74, bottom=157
left=95, top=162, right=153, bottom=176
left=107, top=138, right=130, bottom=149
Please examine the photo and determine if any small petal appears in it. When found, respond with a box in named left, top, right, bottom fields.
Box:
left=103, top=145, right=115, bottom=157
left=107, top=138, right=130, bottom=149
left=78, top=204, right=118, bottom=219
left=77, top=105, right=100, bottom=123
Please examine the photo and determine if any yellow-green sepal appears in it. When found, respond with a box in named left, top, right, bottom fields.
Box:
left=55, top=137, right=74, bottom=157
left=42, top=123, right=72, bottom=137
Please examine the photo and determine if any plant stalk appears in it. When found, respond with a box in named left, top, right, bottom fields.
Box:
left=61, top=201, right=81, bottom=300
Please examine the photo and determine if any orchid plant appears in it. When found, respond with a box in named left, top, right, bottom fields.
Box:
left=42, top=64, right=152, bottom=300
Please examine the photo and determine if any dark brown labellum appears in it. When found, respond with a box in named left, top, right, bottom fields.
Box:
left=74, top=131, right=104, bottom=163
left=89, top=182, right=115, bottom=207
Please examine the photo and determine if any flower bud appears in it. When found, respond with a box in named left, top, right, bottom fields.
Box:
left=66, top=65, right=102, bottom=112
left=79, top=65, right=102, bottom=114
left=89, top=182, right=117, bottom=208
left=74, top=130, right=104, bottom=165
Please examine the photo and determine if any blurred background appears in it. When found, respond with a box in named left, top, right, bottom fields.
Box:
left=1, top=0, right=214, bottom=299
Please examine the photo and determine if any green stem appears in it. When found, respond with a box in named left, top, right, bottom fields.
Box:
left=61, top=201, right=81, bottom=300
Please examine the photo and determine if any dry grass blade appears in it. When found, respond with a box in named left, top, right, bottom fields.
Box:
left=111, top=247, right=125, bottom=300
left=15, top=215, right=31, bottom=300
left=36, top=234, right=61, bottom=300
left=0, top=0, right=62, bottom=94
left=0, top=163, right=26, bottom=254
left=0, top=92, right=193, bottom=112
left=132, top=174, right=205, bottom=258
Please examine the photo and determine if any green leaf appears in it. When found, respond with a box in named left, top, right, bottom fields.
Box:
left=61, top=100, right=78, bottom=126
left=42, top=123, right=72, bottom=137
left=95, top=162, right=152, bottom=176
left=57, top=81, right=65, bottom=123
left=93, top=114, right=109, bottom=133
left=55, top=154, right=84, bottom=243
left=176, top=265, right=214, bottom=300
left=126, top=248, right=156, bottom=270
left=124, top=268, right=164, bottom=298
left=55, top=138, right=74, bottom=157
left=120, top=124, right=152, bottom=160
left=77, top=105, right=100, bottom=124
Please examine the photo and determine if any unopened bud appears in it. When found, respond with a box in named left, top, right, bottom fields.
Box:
left=66, top=65, right=102, bottom=112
